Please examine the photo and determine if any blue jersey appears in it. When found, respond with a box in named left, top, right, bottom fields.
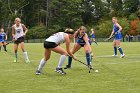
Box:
left=0, top=32, right=6, bottom=42
left=76, top=33, right=91, bottom=46
left=113, top=24, right=122, bottom=40
left=91, top=33, right=95, bottom=38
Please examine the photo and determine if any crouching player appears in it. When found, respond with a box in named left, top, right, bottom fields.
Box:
left=36, top=28, right=77, bottom=75
left=64, top=26, right=94, bottom=69
left=0, top=28, right=7, bottom=52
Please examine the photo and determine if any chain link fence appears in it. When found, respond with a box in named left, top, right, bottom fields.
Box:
left=24, top=36, right=140, bottom=43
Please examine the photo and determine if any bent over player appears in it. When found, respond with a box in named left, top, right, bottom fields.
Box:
left=36, top=28, right=77, bottom=75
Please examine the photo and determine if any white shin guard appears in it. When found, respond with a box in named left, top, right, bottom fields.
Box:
left=23, top=52, right=29, bottom=60
left=57, top=55, right=67, bottom=68
left=38, top=58, right=46, bottom=71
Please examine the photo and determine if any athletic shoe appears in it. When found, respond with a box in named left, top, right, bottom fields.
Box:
left=4, top=50, right=7, bottom=52
left=14, top=59, right=17, bottom=62
left=36, top=70, right=41, bottom=75
left=112, top=54, right=118, bottom=57
left=64, top=65, right=71, bottom=69
left=55, top=68, right=66, bottom=75
left=88, top=65, right=93, bottom=69
left=26, top=60, right=30, bottom=63
left=120, top=54, right=125, bottom=58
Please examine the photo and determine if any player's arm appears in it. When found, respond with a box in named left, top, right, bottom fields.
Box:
left=83, top=34, right=93, bottom=54
left=74, top=31, right=78, bottom=44
left=12, top=26, right=15, bottom=39
left=109, top=29, right=114, bottom=38
left=22, top=24, right=28, bottom=36
left=90, top=32, right=92, bottom=35
left=116, top=23, right=122, bottom=32
left=92, top=31, right=94, bottom=34
left=5, top=34, right=7, bottom=40
left=64, top=34, right=76, bottom=60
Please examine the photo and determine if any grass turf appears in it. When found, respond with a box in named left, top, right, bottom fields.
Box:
left=0, top=42, right=140, bottom=93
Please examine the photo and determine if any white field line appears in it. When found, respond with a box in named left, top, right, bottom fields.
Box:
left=0, top=59, right=140, bottom=66
left=0, top=68, right=31, bottom=72
left=96, top=61, right=140, bottom=65
left=1, top=51, right=140, bottom=57
left=77, top=54, right=140, bottom=58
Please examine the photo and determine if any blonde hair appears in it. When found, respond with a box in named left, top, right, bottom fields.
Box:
left=65, top=28, right=74, bottom=34
left=15, top=18, right=21, bottom=22
left=91, top=28, right=94, bottom=31
left=79, top=26, right=87, bottom=32
left=0, top=28, right=4, bottom=32
left=112, top=17, right=117, bottom=20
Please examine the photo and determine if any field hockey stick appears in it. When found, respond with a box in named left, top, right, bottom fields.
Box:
left=103, top=35, right=114, bottom=41
left=94, top=41, right=98, bottom=45
left=76, top=59, right=93, bottom=73
left=6, top=39, right=15, bottom=45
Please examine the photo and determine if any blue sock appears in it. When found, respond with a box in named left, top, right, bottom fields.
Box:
left=68, top=56, right=72, bottom=66
left=114, top=46, right=117, bottom=55
left=118, top=47, right=123, bottom=55
left=86, top=53, right=91, bottom=65
left=15, top=53, right=18, bottom=59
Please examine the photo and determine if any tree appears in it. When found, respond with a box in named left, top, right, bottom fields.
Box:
left=123, top=0, right=140, bottom=16
left=49, top=0, right=83, bottom=29
left=129, top=19, right=140, bottom=35
left=96, top=17, right=130, bottom=37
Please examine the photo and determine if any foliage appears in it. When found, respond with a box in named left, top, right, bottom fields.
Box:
left=118, top=17, right=130, bottom=36
left=129, top=19, right=140, bottom=35
left=0, top=0, right=140, bottom=38
left=26, top=25, right=47, bottom=39
left=128, top=13, right=138, bottom=21
left=97, top=17, right=130, bottom=37
left=97, top=20, right=113, bottom=37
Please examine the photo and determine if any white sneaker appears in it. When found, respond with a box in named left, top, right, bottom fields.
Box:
left=120, top=54, right=125, bottom=58
left=112, top=54, right=118, bottom=57
left=26, top=59, right=30, bottom=63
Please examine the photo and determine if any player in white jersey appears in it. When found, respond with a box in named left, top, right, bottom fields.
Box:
left=36, top=28, right=77, bottom=75
left=12, top=18, right=30, bottom=63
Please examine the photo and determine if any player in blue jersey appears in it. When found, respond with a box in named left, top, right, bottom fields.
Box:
left=0, top=28, right=7, bottom=52
left=90, top=28, right=98, bottom=45
left=109, top=17, right=125, bottom=58
left=64, top=26, right=93, bottom=69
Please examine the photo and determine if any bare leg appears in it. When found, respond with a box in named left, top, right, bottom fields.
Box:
left=51, top=46, right=67, bottom=68
left=64, top=43, right=81, bottom=69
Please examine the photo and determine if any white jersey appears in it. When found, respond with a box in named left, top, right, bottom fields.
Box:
left=45, top=32, right=66, bottom=44
left=13, top=24, right=24, bottom=39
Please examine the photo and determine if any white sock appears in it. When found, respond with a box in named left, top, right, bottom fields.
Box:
left=38, top=58, right=46, bottom=71
left=23, top=52, right=29, bottom=60
left=57, top=55, right=66, bottom=68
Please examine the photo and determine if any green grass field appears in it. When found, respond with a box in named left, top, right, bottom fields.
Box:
left=0, top=42, right=140, bottom=93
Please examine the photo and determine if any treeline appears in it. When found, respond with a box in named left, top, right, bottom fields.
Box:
left=0, top=0, right=140, bottom=39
